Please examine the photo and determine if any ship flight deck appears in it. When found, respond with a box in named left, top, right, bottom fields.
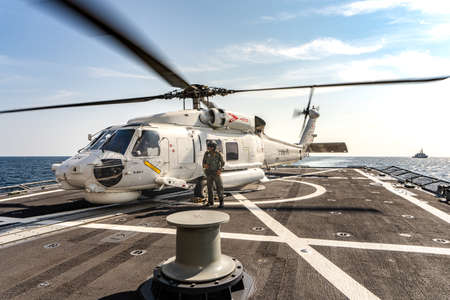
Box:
left=0, top=167, right=449, bottom=299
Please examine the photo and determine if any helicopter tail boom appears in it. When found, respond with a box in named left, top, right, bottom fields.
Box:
left=306, top=143, right=348, bottom=153
left=298, top=107, right=319, bottom=146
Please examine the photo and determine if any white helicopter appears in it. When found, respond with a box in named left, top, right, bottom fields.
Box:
left=1, top=0, right=447, bottom=204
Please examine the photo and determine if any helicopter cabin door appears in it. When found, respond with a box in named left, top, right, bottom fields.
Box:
left=175, top=137, right=195, bottom=178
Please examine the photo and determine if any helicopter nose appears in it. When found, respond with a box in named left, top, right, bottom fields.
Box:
left=92, top=159, right=125, bottom=188
left=54, top=154, right=100, bottom=189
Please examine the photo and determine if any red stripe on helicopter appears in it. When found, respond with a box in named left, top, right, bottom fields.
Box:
left=228, top=113, right=239, bottom=123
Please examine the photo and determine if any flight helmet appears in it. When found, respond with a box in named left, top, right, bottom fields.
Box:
left=207, top=141, right=217, bottom=150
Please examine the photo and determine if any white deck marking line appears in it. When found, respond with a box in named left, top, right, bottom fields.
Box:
left=303, top=238, right=450, bottom=256
left=264, top=169, right=338, bottom=182
left=355, top=169, right=450, bottom=224
left=0, top=213, right=118, bottom=246
left=1, top=189, right=194, bottom=232
left=82, top=223, right=176, bottom=235
left=80, top=223, right=450, bottom=255
left=0, top=217, right=22, bottom=224
left=0, top=189, right=65, bottom=202
left=302, top=169, right=338, bottom=176
left=0, top=204, right=120, bottom=234
left=232, top=192, right=380, bottom=300
left=1, top=184, right=191, bottom=204
left=80, top=223, right=283, bottom=243
left=0, top=200, right=169, bottom=246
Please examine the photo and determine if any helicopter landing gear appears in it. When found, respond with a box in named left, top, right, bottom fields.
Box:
left=194, top=178, right=219, bottom=203
left=194, top=178, right=208, bottom=199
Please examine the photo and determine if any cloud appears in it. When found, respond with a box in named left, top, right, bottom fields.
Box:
left=427, top=23, right=450, bottom=41
left=334, top=51, right=450, bottom=81
left=259, top=12, right=299, bottom=23
left=88, top=67, right=155, bottom=80
left=321, top=0, right=450, bottom=16
left=220, top=38, right=383, bottom=63
left=225, top=51, right=449, bottom=100
left=47, top=89, right=79, bottom=102
left=260, top=0, right=450, bottom=23
left=0, top=74, right=23, bottom=83
left=180, top=60, right=236, bottom=73
left=0, top=54, right=15, bottom=65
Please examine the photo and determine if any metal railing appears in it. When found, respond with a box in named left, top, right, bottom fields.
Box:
left=373, top=165, right=450, bottom=196
left=0, top=180, right=59, bottom=196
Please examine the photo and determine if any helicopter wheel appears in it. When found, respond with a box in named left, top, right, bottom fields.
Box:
left=194, top=178, right=218, bottom=201
left=194, top=178, right=207, bottom=198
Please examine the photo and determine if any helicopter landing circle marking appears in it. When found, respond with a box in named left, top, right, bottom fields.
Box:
left=224, top=178, right=326, bottom=205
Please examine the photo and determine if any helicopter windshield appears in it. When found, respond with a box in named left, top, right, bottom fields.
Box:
left=101, top=129, right=135, bottom=154
left=87, top=129, right=116, bottom=151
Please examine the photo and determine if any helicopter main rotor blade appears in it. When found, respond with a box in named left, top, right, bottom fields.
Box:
left=231, top=76, right=449, bottom=94
left=0, top=95, right=166, bottom=114
left=44, top=0, right=190, bottom=89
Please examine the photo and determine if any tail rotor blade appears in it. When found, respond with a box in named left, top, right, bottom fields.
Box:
left=293, top=109, right=303, bottom=118
left=306, top=87, right=314, bottom=112
left=299, top=87, right=314, bottom=135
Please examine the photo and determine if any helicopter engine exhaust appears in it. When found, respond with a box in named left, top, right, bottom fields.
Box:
left=200, top=108, right=256, bottom=132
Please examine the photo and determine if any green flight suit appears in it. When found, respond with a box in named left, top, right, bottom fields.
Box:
left=202, top=150, right=225, bottom=205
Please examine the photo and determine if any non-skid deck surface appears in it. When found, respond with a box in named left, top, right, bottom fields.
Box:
left=0, top=168, right=449, bottom=299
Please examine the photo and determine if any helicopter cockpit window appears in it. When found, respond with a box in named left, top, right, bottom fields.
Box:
left=101, top=129, right=134, bottom=155
left=206, top=139, right=223, bottom=153
left=132, top=130, right=160, bottom=157
left=226, top=142, right=239, bottom=160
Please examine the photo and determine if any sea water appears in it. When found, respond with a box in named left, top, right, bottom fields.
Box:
left=0, top=157, right=69, bottom=187
left=0, top=156, right=449, bottom=187
left=296, top=156, right=450, bottom=182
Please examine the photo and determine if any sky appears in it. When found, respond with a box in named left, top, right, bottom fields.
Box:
left=0, top=0, right=449, bottom=157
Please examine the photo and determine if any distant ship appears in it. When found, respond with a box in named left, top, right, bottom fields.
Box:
left=413, top=148, right=428, bottom=158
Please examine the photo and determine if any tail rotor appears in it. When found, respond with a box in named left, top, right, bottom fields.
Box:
left=293, top=87, right=314, bottom=135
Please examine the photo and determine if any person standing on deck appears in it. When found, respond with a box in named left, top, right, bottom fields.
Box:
left=202, top=141, right=225, bottom=208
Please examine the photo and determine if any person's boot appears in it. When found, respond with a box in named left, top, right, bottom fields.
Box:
left=218, top=200, right=224, bottom=208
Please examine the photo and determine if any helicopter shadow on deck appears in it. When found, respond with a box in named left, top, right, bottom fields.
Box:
left=0, top=198, right=94, bottom=218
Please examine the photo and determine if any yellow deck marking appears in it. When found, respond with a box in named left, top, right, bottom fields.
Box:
left=144, top=161, right=161, bottom=174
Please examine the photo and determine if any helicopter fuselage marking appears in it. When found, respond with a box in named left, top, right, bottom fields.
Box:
left=227, top=113, right=238, bottom=123
left=144, top=161, right=161, bottom=174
